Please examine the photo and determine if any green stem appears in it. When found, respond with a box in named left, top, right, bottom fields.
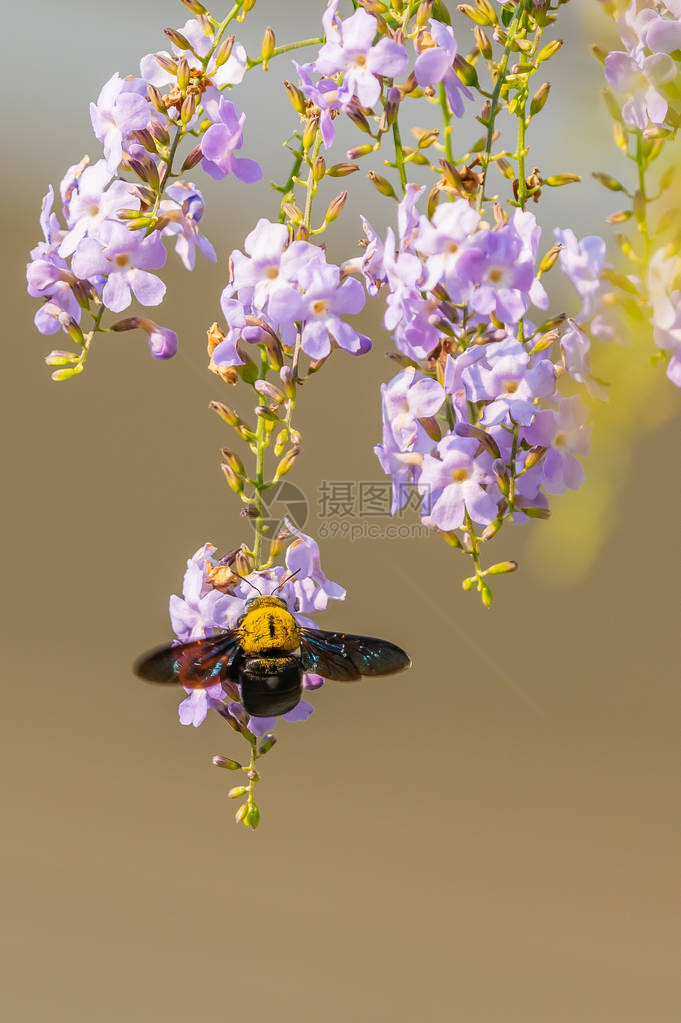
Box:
left=516, top=98, right=528, bottom=209
left=153, top=126, right=184, bottom=216
left=635, top=131, right=651, bottom=262
left=439, top=82, right=453, bottom=165
left=252, top=348, right=269, bottom=571
left=303, top=132, right=323, bottom=231
left=247, top=37, right=324, bottom=69
left=477, top=0, right=528, bottom=211
left=392, top=117, right=408, bottom=194
left=205, top=4, right=241, bottom=63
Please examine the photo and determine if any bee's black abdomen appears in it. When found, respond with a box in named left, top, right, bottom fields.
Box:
left=239, top=655, right=302, bottom=717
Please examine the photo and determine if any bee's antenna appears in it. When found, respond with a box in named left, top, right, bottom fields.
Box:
left=232, top=570, right=263, bottom=596
left=275, top=568, right=301, bottom=593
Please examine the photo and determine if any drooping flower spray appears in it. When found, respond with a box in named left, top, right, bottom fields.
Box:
left=26, top=0, right=681, bottom=825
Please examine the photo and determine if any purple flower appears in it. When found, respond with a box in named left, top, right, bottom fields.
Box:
left=140, top=319, right=178, bottom=360
left=313, top=2, right=408, bottom=109
left=523, top=397, right=590, bottom=493
left=554, top=228, right=607, bottom=319
left=465, top=339, right=555, bottom=426
left=90, top=73, right=150, bottom=172
left=200, top=91, right=262, bottom=183
left=71, top=221, right=167, bottom=313
left=161, top=182, right=216, bottom=271
left=454, top=223, right=537, bottom=324
left=414, top=20, right=471, bottom=117
left=247, top=700, right=315, bottom=737
left=59, top=160, right=139, bottom=258
left=179, top=683, right=224, bottom=728
left=294, top=61, right=341, bottom=149
left=418, top=435, right=499, bottom=531
left=605, top=45, right=676, bottom=129
left=285, top=521, right=346, bottom=612
left=269, top=262, right=368, bottom=360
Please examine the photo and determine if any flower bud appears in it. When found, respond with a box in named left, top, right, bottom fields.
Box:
left=245, top=804, right=260, bottom=828
left=313, top=155, right=326, bottom=183
left=368, top=171, right=397, bottom=199
left=324, top=190, right=347, bottom=224
left=302, top=116, right=319, bottom=153
left=539, top=243, right=562, bottom=274
left=524, top=446, right=547, bottom=470
left=209, top=400, right=240, bottom=427
left=221, top=463, right=244, bottom=494
left=592, top=171, right=626, bottom=192
left=274, top=428, right=289, bottom=456
left=235, top=548, right=254, bottom=576
left=163, top=27, right=192, bottom=50
left=383, top=86, right=401, bottom=127
left=283, top=80, right=307, bottom=115
left=480, top=580, right=493, bottom=607
left=228, top=786, right=248, bottom=798
left=416, top=1, right=434, bottom=29
left=214, top=35, right=235, bottom=68
left=327, top=162, right=359, bottom=179
left=212, top=755, right=242, bottom=770
left=261, top=26, right=275, bottom=70
left=176, top=56, right=190, bottom=92
left=486, top=561, right=517, bottom=576
left=258, top=734, right=277, bottom=755
left=149, top=120, right=170, bottom=147
left=473, top=25, right=492, bottom=59
left=454, top=54, right=479, bottom=87
left=50, top=364, right=84, bottom=382
left=537, top=38, right=563, bottom=64
left=274, top=446, right=301, bottom=480
left=181, top=0, right=208, bottom=13
left=221, top=447, right=246, bottom=476
left=481, top=517, right=503, bottom=541
left=155, top=53, right=177, bottom=75
left=457, top=3, right=495, bottom=26
left=181, top=145, right=203, bottom=171
left=45, top=350, right=79, bottom=367
left=521, top=506, right=551, bottom=519
left=181, top=94, right=196, bottom=125
left=347, top=143, right=376, bottom=160
left=543, top=173, right=581, bottom=187
left=254, top=379, right=285, bottom=405
left=529, top=82, right=550, bottom=117
left=279, top=366, right=296, bottom=399
left=345, top=106, right=372, bottom=134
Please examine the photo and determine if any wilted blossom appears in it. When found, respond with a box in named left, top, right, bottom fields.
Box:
left=312, top=1, right=408, bottom=109
left=168, top=532, right=344, bottom=733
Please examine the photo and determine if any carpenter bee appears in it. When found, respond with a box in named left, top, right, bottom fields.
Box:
left=134, top=595, right=411, bottom=717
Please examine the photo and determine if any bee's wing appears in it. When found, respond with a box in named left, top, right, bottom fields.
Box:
left=134, top=630, right=241, bottom=689
left=299, top=628, right=411, bottom=682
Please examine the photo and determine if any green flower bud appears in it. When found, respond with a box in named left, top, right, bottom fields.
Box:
left=368, top=171, right=398, bottom=199
left=212, top=756, right=242, bottom=770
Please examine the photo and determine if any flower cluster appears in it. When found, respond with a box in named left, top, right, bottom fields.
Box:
left=26, top=8, right=263, bottom=378
left=604, top=1, right=681, bottom=131
left=358, top=189, right=590, bottom=574
left=213, top=218, right=370, bottom=367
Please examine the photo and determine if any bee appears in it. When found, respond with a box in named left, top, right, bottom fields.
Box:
left=134, top=594, right=411, bottom=717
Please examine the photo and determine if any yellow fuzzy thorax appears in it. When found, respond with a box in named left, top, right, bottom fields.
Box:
left=239, top=596, right=300, bottom=655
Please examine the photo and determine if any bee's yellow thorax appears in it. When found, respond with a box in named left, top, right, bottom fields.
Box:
left=239, top=597, right=300, bottom=655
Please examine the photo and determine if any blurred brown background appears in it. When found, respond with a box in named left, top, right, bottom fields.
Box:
left=2, top=2, right=680, bottom=1020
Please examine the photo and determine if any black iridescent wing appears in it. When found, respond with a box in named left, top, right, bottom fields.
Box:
left=134, top=631, right=241, bottom=689
left=299, top=628, right=411, bottom=682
